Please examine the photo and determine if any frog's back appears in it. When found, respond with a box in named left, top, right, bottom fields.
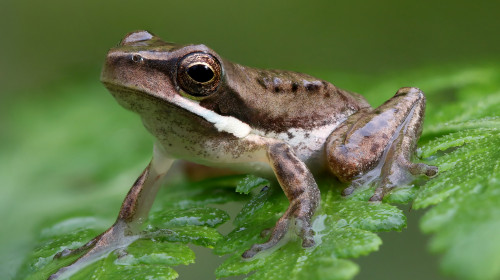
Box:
left=200, top=61, right=371, bottom=134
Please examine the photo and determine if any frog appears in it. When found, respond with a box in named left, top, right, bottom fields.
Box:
left=49, top=30, right=437, bottom=279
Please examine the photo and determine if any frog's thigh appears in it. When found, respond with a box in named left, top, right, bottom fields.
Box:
left=326, top=87, right=435, bottom=182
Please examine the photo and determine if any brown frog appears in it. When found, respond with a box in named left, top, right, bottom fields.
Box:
left=49, top=30, right=437, bottom=279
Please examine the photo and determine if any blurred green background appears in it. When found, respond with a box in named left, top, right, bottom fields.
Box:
left=2, top=0, right=500, bottom=95
left=1, top=0, right=499, bottom=279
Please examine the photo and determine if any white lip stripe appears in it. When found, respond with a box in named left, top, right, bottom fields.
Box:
left=172, top=95, right=251, bottom=138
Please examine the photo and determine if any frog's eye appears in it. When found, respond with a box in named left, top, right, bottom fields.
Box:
left=177, top=52, right=222, bottom=98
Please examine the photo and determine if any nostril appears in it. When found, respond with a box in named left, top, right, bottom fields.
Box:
left=131, top=54, right=143, bottom=62
left=121, top=30, right=154, bottom=46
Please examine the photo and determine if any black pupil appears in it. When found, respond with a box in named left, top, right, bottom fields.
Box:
left=187, top=64, right=214, bottom=83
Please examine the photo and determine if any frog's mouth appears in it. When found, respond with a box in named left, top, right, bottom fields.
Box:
left=103, top=79, right=168, bottom=97
left=102, top=81, right=145, bottom=98
left=101, top=81, right=170, bottom=113
left=102, top=81, right=143, bottom=95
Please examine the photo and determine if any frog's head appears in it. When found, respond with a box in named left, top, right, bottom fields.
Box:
left=101, top=30, right=250, bottom=138
left=101, top=30, right=224, bottom=110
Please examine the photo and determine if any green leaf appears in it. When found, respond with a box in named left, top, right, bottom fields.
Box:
left=215, top=183, right=405, bottom=279
left=71, top=239, right=194, bottom=280
left=147, top=226, right=223, bottom=248
left=413, top=127, right=500, bottom=280
left=11, top=63, right=500, bottom=280
left=409, top=66, right=500, bottom=280
left=149, top=207, right=230, bottom=228
left=70, top=247, right=181, bottom=280
left=15, top=178, right=233, bottom=279
left=155, top=175, right=248, bottom=209
left=235, top=175, right=270, bottom=194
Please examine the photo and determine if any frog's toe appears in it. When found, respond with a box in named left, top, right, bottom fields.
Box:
left=300, top=231, right=315, bottom=247
left=242, top=243, right=267, bottom=259
left=407, top=162, right=438, bottom=177
left=242, top=211, right=318, bottom=259
left=259, top=227, right=273, bottom=237
left=242, top=230, right=286, bottom=259
left=54, top=248, right=75, bottom=259
left=424, top=165, right=439, bottom=177
left=342, top=185, right=356, bottom=196
left=53, top=236, right=100, bottom=259
left=369, top=187, right=385, bottom=201
left=296, top=216, right=315, bottom=247
left=242, top=214, right=290, bottom=258
left=49, top=220, right=136, bottom=279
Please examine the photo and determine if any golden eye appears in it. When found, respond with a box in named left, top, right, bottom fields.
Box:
left=177, top=52, right=221, bottom=98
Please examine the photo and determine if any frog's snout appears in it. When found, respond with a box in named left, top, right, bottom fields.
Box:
left=100, top=51, right=118, bottom=84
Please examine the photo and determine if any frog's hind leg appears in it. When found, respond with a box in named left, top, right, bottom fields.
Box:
left=326, top=87, right=438, bottom=201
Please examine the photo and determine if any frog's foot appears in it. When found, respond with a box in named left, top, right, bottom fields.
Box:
left=242, top=202, right=315, bottom=259
left=53, top=233, right=102, bottom=259
left=49, top=220, right=138, bottom=280
left=369, top=156, right=438, bottom=201
left=343, top=154, right=438, bottom=201
left=341, top=185, right=357, bottom=196
left=328, top=87, right=438, bottom=201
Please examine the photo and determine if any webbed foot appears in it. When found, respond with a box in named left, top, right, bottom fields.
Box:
left=48, top=220, right=137, bottom=280
left=369, top=157, right=438, bottom=201
left=242, top=201, right=316, bottom=258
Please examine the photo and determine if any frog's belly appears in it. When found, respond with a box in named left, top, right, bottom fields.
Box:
left=156, top=133, right=272, bottom=176
left=155, top=122, right=338, bottom=176
left=251, top=123, right=340, bottom=173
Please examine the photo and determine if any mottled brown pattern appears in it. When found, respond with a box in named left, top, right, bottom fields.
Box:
left=51, top=31, right=439, bottom=278
left=118, top=164, right=150, bottom=222
left=200, top=62, right=370, bottom=133
left=242, top=142, right=320, bottom=258
left=327, top=87, right=437, bottom=200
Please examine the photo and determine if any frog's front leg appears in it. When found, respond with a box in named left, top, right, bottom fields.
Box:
left=327, top=87, right=438, bottom=201
left=49, top=144, right=173, bottom=279
left=242, top=142, right=320, bottom=258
